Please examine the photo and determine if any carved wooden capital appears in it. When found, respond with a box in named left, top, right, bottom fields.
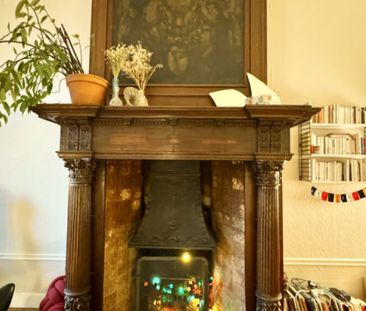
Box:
left=64, top=291, right=90, bottom=311
left=255, top=160, right=284, bottom=187
left=65, top=158, right=96, bottom=184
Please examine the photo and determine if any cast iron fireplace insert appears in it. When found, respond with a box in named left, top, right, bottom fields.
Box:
left=130, top=160, right=215, bottom=310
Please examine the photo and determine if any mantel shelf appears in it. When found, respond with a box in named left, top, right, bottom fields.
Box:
left=31, top=104, right=319, bottom=126
left=31, top=104, right=319, bottom=161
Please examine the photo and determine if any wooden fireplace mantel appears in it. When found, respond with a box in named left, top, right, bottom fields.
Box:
left=32, top=104, right=319, bottom=311
left=32, top=104, right=317, bottom=161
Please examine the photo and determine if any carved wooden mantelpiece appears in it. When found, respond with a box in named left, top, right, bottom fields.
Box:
left=33, top=104, right=316, bottom=160
left=32, top=104, right=319, bottom=311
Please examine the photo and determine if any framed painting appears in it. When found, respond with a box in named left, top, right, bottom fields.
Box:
left=90, top=0, right=267, bottom=106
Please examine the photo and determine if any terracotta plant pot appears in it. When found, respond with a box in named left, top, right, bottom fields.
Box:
left=66, top=73, right=110, bottom=105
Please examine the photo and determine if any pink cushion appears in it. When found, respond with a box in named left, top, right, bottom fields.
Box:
left=39, top=276, right=65, bottom=311
left=48, top=302, right=64, bottom=311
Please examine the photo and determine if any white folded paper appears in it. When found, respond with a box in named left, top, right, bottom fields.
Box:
left=247, top=73, right=281, bottom=104
left=209, top=89, right=247, bottom=107
left=209, top=73, right=281, bottom=107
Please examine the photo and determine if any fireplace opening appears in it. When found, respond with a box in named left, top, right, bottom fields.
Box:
left=129, top=160, right=216, bottom=310
left=136, top=255, right=210, bottom=310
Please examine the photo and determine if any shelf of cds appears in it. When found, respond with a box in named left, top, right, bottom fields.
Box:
left=299, top=104, right=366, bottom=182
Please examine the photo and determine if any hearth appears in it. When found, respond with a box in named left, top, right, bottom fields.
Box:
left=130, top=160, right=215, bottom=310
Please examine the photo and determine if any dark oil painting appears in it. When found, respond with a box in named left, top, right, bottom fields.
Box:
left=112, top=0, right=244, bottom=84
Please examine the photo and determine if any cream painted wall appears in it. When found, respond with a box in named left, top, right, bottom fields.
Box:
left=0, top=0, right=365, bottom=308
left=268, top=0, right=366, bottom=300
left=0, top=0, right=91, bottom=307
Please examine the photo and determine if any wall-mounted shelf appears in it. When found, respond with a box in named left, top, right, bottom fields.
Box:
left=299, top=105, right=366, bottom=183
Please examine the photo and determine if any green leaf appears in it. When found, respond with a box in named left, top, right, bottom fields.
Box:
left=15, top=0, right=26, bottom=18
left=21, top=28, right=28, bottom=45
left=10, top=88, right=18, bottom=102
left=40, top=15, right=47, bottom=23
left=20, top=101, right=28, bottom=113
left=11, top=70, right=21, bottom=85
left=0, top=89, right=6, bottom=102
left=35, top=5, right=45, bottom=11
left=2, top=102, right=11, bottom=115
left=27, top=23, right=33, bottom=35
left=0, top=112, right=9, bottom=126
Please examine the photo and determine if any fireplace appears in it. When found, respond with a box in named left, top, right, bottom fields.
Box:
left=31, top=104, right=319, bottom=311
left=129, top=160, right=215, bottom=310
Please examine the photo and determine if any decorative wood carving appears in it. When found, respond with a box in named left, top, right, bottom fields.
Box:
left=255, top=160, right=284, bottom=311
left=64, top=292, right=90, bottom=311
left=31, top=104, right=319, bottom=311
left=60, top=120, right=92, bottom=153
left=64, top=158, right=96, bottom=311
left=258, top=121, right=271, bottom=153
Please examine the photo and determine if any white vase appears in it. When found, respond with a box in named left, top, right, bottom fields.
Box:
left=109, top=77, right=123, bottom=106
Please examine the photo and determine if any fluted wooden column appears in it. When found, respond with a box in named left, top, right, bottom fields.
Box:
left=64, top=158, right=96, bottom=311
left=255, top=160, right=284, bottom=311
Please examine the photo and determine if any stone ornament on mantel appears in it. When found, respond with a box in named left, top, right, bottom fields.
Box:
left=123, top=86, right=148, bottom=107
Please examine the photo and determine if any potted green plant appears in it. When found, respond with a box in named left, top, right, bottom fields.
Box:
left=0, top=0, right=109, bottom=125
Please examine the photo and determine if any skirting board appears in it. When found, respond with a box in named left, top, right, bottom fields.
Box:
left=0, top=253, right=66, bottom=261
left=11, top=293, right=46, bottom=308
left=285, top=257, right=366, bottom=267
left=0, top=253, right=66, bottom=308
left=284, top=258, right=366, bottom=300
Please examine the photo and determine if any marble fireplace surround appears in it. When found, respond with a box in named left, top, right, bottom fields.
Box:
left=32, top=104, right=318, bottom=311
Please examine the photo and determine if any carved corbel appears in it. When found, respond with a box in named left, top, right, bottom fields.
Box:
left=257, top=121, right=272, bottom=153
left=257, top=121, right=290, bottom=155
left=60, top=119, right=92, bottom=153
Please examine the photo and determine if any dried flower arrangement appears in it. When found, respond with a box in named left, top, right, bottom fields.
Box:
left=105, top=42, right=162, bottom=106
left=105, top=42, right=163, bottom=90
left=104, top=43, right=128, bottom=78
left=123, top=42, right=163, bottom=91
